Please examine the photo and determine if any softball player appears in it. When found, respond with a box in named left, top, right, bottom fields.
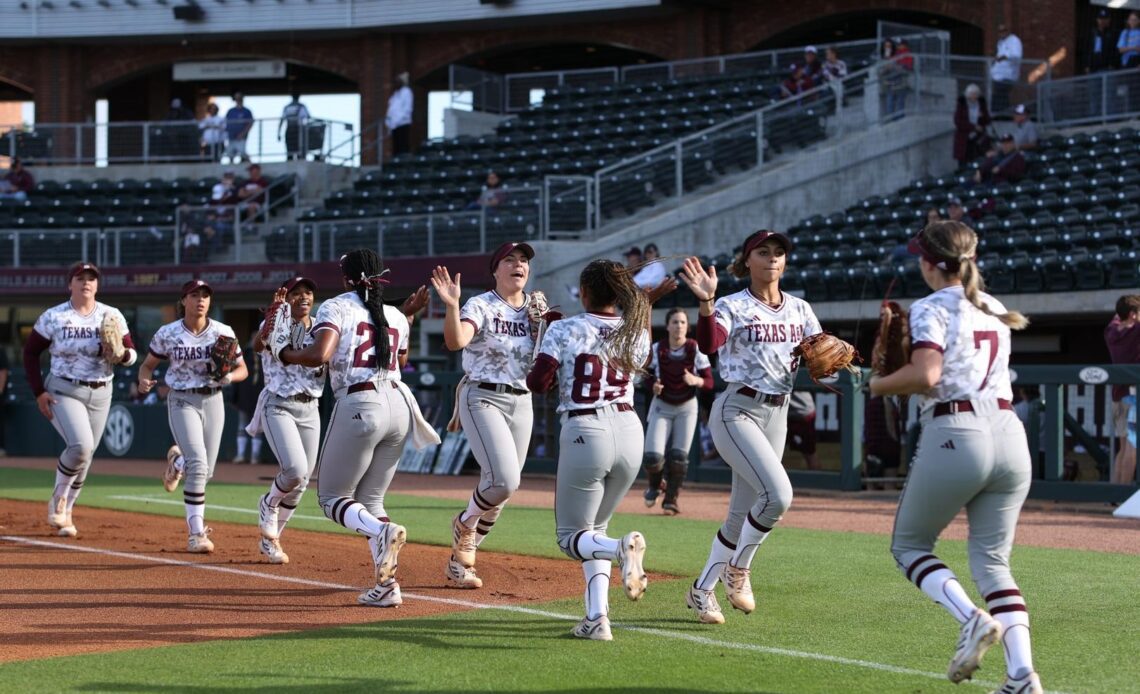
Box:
left=642, top=307, right=713, bottom=515
left=278, top=249, right=426, bottom=608
left=138, top=279, right=249, bottom=553
left=249, top=277, right=326, bottom=565
left=430, top=241, right=542, bottom=589
left=527, top=259, right=651, bottom=641
left=22, top=262, right=138, bottom=537
left=677, top=230, right=821, bottom=625
left=870, top=221, right=1041, bottom=694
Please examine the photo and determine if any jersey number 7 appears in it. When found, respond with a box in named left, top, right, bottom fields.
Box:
left=352, top=323, right=399, bottom=371
left=974, top=330, right=998, bottom=389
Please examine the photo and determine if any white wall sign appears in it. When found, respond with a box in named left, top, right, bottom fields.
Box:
left=173, top=61, right=287, bottom=81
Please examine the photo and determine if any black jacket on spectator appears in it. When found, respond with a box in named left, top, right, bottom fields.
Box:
left=1090, top=26, right=1118, bottom=73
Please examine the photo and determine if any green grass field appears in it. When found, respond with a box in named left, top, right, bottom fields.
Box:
left=0, top=466, right=1134, bottom=693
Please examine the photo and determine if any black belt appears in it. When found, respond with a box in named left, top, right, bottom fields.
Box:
left=59, top=376, right=108, bottom=389
left=477, top=382, right=529, bottom=396
left=933, top=399, right=1013, bottom=417
left=737, top=386, right=787, bottom=406
left=347, top=381, right=399, bottom=395
left=567, top=403, right=634, bottom=418
left=278, top=392, right=317, bottom=403
left=176, top=387, right=219, bottom=395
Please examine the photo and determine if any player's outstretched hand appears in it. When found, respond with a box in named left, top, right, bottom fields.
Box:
left=645, top=276, right=678, bottom=305
left=36, top=391, right=57, bottom=420
left=401, top=285, right=430, bottom=318
left=678, top=256, right=717, bottom=301
left=430, top=266, right=462, bottom=309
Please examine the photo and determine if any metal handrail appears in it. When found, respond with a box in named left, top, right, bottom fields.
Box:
left=1035, top=66, right=1140, bottom=127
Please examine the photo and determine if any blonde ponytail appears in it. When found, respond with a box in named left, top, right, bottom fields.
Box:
left=921, top=221, right=1029, bottom=330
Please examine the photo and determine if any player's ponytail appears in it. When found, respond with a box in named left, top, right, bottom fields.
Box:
left=580, top=259, right=649, bottom=374
left=340, top=249, right=392, bottom=368
left=921, top=221, right=1029, bottom=330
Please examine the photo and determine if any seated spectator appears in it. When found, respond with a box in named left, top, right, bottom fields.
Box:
left=1011, top=104, right=1039, bottom=151
left=466, top=171, right=507, bottom=210
left=199, top=103, right=225, bottom=162
left=924, top=206, right=942, bottom=226
left=624, top=245, right=643, bottom=270
left=166, top=98, right=194, bottom=121
left=779, top=63, right=815, bottom=99
left=973, top=134, right=1026, bottom=185
left=802, top=46, right=823, bottom=80
left=945, top=196, right=967, bottom=222
left=632, top=243, right=667, bottom=289
left=0, top=158, right=34, bottom=201
left=238, top=163, right=270, bottom=221
left=212, top=171, right=239, bottom=208
left=954, top=84, right=993, bottom=168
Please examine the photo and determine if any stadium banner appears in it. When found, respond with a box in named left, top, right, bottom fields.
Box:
left=0, top=254, right=492, bottom=295
left=173, top=60, right=287, bottom=81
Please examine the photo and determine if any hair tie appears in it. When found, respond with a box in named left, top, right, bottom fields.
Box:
left=959, top=254, right=972, bottom=264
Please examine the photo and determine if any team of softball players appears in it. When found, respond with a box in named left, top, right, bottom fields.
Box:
left=25, top=226, right=1043, bottom=689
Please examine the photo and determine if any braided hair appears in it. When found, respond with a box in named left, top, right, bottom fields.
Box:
left=920, top=221, right=1028, bottom=330
left=340, top=249, right=392, bottom=368
left=579, top=259, right=650, bottom=374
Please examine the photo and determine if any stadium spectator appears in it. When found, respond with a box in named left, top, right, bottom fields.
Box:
left=1104, top=294, right=1140, bottom=485
left=973, top=134, right=1026, bottom=185
left=624, top=245, right=643, bottom=269
left=946, top=196, right=967, bottom=222
left=953, top=84, right=992, bottom=167
left=1119, top=11, right=1140, bottom=68
left=779, top=63, right=815, bottom=100
left=386, top=72, right=414, bottom=157
left=166, top=98, right=193, bottom=121
left=990, top=23, right=1022, bottom=113
left=877, top=38, right=912, bottom=119
left=802, top=45, right=823, bottom=80
left=198, top=102, right=225, bottom=162
left=786, top=391, right=819, bottom=470
left=1088, top=8, right=1118, bottom=74
left=0, top=157, right=33, bottom=201
left=231, top=339, right=266, bottom=464
left=205, top=172, right=239, bottom=252
left=821, top=46, right=849, bottom=103
left=224, top=91, right=254, bottom=164
left=0, top=348, right=8, bottom=456
left=1011, top=104, right=1039, bottom=150
left=466, top=171, right=507, bottom=209
left=633, top=243, right=667, bottom=289
left=238, top=163, right=270, bottom=221
left=279, top=94, right=311, bottom=160
left=925, top=206, right=942, bottom=226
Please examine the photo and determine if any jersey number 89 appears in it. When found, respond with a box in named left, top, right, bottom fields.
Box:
left=571, top=354, right=629, bottom=404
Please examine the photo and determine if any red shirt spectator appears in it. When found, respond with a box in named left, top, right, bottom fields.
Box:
left=0, top=158, right=34, bottom=200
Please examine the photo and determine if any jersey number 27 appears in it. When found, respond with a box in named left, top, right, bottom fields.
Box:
left=352, top=323, right=399, bottom=371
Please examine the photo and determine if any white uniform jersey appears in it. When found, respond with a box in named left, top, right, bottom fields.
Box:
left=537, top=312, right=650, bottom=413
left=909, top=285, right=1013, bottom=404
left=34, top=301, right=129, bottom=383
left=259, top=319, right=326, bottom=398
left=711, top=289, right=821, bottom=394
left=460, top=290, right=535, bottom=390
left=149, top=319, right=241, bottom=390
left=649, top=341, right=712, bottom=377
left=313, top=292, right=409, bottom=398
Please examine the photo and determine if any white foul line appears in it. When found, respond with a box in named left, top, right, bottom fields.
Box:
left=0, top=534, right=1072, bottom=692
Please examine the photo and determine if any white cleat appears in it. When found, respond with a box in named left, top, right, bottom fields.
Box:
left=571, top=615, right=612, bottom=641
left=163, top=446, right=183, bottom=493
left=187, top=528, right=215, bottom=554
left=721, top=564, right=755, bottom=614
left=948, top=608, right=1003, bottom=684
left=368, top=523, right=406, bottom=585
left=444, top=556, right=483, bottom=589
left=258, top=494, right=280, bottom=540
left=358, top=580, right=402, bottom=607
left=990, top=671, right=1043, bottom=694
left=259, top=537, right=289, bottom=564
left=617, top=531, right=647, bottom=601
left=685, top=585, right=726, bottom=624
left=57, top=522, right=78, bottom=538
left=451, top=514, right=478, bottom=568
left=48, top=495, right=68, bottom=529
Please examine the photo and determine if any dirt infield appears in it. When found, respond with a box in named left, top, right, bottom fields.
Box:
left=0, top=499, right=582, bottom=664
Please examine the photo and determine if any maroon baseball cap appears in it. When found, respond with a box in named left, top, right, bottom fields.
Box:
left=180, top=279, right=213, bottom=297
left=281, top=276, right=317, bottom=293
left=68, top=261, right=100, bottom=281
left=742, top=229, right=793, bottom=256
left=489, top=241, right=535, bottom=273
left=907, top=231, right=973, bottom=272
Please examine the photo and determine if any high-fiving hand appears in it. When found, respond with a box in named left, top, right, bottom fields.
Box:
left=430, top=266, right=462, bottom=309
left=678, top=256, right=718, bottom=301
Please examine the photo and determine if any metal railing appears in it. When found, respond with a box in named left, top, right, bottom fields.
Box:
left=0, top=117, right=357, bottom=166
left=1037, top=67, right=1140, bottom=127
left=913, top=53, right=1052, bottom=117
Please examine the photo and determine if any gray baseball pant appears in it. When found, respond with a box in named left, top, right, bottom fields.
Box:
left=458, top=383, right=533, bottom=509
left=645, top=397, right=699, bottom=456
left=167, top=390, right=225, bottom=495
left=555, top=408, right=643, bottom=556
left=45, top=374, right=113, bottom=499
left=262, top=395, right=321, bottom=507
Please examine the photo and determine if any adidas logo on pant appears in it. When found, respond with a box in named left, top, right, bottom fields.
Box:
left=940, top=440, right=956, bottom=450
left=572, top=436, right=585, bottom=444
